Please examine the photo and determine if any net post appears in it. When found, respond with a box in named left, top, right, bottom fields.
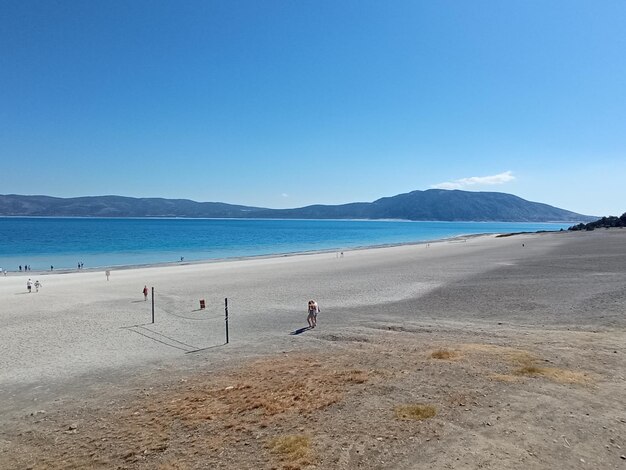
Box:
left=151, top=287, right=155, bottom=324
left=225, top=297, right=229, bottom=344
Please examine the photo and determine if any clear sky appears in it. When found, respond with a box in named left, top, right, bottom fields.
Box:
left=1, top=1, right=625, bottom=216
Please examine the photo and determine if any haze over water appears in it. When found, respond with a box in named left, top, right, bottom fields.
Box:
left=0, top=218, right=571, bottom=271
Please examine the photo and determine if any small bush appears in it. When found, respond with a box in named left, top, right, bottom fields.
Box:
left=431, top=349, right=457, bottom=360
left=345, top=369, right=368, bottom=384
left=394, top=404, right=437, bottom=421
left=267, top=434, right=312, bottom=468
left=515, top=365, right=544, bottom=375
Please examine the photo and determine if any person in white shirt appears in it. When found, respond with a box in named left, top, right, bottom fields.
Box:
left=307, top=300, right=320, bottom=328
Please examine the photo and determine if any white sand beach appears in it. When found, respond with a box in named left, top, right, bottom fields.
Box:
left=1, top=229, right=625, bottom=469
left=0, top=234, right=505, bottom=387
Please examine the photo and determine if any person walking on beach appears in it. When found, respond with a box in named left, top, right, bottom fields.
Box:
left=307, top=300, right=320, bottom=328
left=143, top=285, right=149, bottom=301
left=34, top=280, right=41, bottom=292
left=105, top=270, right=110, bottom=281
left=27, top=279, right=32, bottom=293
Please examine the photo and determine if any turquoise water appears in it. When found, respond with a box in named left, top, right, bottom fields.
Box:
left=0, top=218, right=572, bottom=271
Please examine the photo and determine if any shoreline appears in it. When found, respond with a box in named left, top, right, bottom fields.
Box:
left=0, top=219, right=572, bottom=273
left=1, top=230, right=554, bottom=276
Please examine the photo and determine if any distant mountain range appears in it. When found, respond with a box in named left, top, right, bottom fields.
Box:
left=0, top=190, right=594, bottom=222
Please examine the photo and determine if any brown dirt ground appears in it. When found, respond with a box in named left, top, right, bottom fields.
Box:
left=1, top=324, right=624, bottom=470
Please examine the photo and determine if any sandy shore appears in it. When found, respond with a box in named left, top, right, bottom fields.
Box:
left=0, top=234, right=506, bottom=388
left=1, top=229, right=625, bottom=469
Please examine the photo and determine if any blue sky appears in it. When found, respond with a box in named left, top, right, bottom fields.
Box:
left=1, top=1, right=624, bottom=216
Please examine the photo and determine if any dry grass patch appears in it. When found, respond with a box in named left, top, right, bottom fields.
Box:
left=266, top=434, right=313, bottom=469
left=489, top=373, right=523, bottom=383
left=508, top=351, right=540, bottom=366
left=152, top=358, right=370, bottom=423
left=540, top=367, right=592, bottom=384
left=430, top=348, right=459, bottom=360
left=509, top=352, right=592, bottom=384
left=458, top=343, right=592, bottom=385
left=514, top=365, right=591, bottom=384
left=515, top=364, right=544, bottom=375
left=394, top=404, right=437, bottom=421
left=345, top=369, right=369, bottom=383
left=3, top=353, right=369, bottom=470
left=461, top=343, right=537, bottom=363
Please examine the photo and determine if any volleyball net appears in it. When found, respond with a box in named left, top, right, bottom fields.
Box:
left=124, top=287, right=230, bottom=353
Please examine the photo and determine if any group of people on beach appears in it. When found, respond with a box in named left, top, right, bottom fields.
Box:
left=12, top=260, right=322, bottom=330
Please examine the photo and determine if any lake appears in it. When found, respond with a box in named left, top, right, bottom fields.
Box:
left=0, top=218, right=572, bottom=271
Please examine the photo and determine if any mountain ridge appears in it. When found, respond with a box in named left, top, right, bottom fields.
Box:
left=0, top=190, right=595, bottom=222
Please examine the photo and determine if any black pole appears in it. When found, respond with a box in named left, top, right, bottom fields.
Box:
left=225, top=297, right=229, bottom=344
left=151, top=287, right=155, bottom=324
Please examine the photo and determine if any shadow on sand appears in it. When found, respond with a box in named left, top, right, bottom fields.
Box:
left=290, top=326, right=313, bottom=335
